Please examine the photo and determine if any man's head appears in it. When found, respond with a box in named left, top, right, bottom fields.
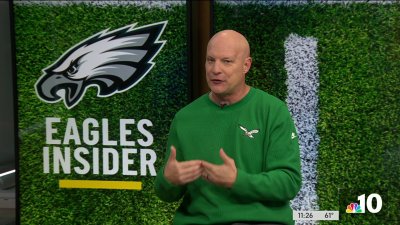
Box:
left=205, top=30, right=252, bottom=101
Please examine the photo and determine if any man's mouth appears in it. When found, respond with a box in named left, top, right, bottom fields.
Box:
left=210, top=79, right=224, bottom=85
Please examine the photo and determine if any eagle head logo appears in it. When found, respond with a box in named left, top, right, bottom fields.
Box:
left=35, top=21, right=167, bottom=109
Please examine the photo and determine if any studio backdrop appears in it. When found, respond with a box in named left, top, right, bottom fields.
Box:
left=14, top=1, right=399, bottom=225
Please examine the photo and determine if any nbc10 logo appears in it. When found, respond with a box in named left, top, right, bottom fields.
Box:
left=346, top=193, right=382, bottom=214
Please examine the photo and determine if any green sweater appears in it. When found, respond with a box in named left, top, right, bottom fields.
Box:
left=155, top=87, right=301, bottom=225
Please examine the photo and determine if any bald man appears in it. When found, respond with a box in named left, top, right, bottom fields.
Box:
left=155, top=30, right=301, bottom=225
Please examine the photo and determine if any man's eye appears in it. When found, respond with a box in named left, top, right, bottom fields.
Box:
left=223, top=60, right=232, bottom=64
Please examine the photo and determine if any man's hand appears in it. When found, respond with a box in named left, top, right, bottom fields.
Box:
left=164, top=146, right=203, bottom=186
left=202, top=148, right=237, bottom=188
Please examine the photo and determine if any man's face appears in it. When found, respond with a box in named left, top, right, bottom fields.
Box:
left=205, top=38, right=249, bottom=97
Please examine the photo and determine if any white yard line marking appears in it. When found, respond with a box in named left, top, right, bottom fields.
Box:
left=285, top=33, right=320, bottom=224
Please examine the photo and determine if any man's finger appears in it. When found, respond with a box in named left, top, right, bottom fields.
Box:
left=179, top=160, right=203, bottom=169
left=168, top=145, right=177, bottom=162
left=201, top=172, right=210, bottom=182
left=201, top=161, right=219, bottom=178
left=174, top=166, right=203, bottom=184
left=179, top=163, right=203, bottom=175
left=219, top=148, right=232, bottom=165
left=201, top=161, right=217, bottom=170
left=181, top=170, right=203, bottom=183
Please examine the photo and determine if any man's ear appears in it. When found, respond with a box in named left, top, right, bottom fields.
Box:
left=244, top=57, right=252, bottom=74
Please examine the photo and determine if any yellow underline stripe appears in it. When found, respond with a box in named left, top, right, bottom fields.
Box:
left=59, top=180, right=142, bottom=190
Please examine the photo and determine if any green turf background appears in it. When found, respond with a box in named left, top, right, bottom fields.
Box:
left=214, top=2, right=400, bottom=225
left=15, top=3, right=187, bottom=224
left=15, top=2, right=400, bottom=225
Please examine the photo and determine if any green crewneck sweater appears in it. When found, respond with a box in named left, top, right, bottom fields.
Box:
left=155, top=87, right=301, bottom=225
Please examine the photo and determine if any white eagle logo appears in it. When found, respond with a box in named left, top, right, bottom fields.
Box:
left=239, top=125, right=259, bottom=138
left=35, top=21, right=167, bottom=109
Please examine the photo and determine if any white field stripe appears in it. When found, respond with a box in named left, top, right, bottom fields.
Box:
left=13, top=0, right=185, bottom=8
left=285, top=34, right=320, bottom=224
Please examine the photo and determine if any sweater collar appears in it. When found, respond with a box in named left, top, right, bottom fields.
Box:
left=206, top=87, right=255, bottom=110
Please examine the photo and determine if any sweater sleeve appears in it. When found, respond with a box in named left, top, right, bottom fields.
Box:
left=230, top=105, right=302, bottom=202
left=154, top=117, right=187, bottom=202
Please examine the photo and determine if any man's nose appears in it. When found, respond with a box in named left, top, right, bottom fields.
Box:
left=211, top=61, right=222, bottom=75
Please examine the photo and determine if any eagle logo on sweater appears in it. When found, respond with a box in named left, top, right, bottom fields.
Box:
left=239, top=125, right=259, bottom=138
left=35, top=21, right=167, bottom=109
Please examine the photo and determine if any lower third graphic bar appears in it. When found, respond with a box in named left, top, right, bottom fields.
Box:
left=293, top=211, right=339, bottom=221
